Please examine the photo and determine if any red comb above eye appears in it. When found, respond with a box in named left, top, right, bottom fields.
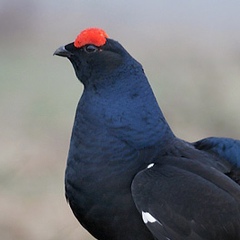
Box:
left=74, top=28, right=109, bottom=48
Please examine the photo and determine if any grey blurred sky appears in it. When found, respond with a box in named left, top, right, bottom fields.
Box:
left=1, top=0, right=240, bottom=45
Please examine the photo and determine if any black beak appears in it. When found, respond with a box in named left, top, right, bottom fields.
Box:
left=53, top=46, right=73, bottom=58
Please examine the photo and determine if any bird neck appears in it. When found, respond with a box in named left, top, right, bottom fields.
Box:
left=76, top=63, right=175, bottom=150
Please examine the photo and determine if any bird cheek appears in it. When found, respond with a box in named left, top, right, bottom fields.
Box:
left=75, top=63, right=92, bottom=84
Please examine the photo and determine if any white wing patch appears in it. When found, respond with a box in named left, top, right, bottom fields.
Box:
left=142, top=212, right=169, bottom=238
left=142, top=211, right=158, bottom=224
left=147, top=163, right=154, bottom=169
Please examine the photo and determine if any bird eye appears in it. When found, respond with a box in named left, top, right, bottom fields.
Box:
left=84, top=45, right=99, bottom=53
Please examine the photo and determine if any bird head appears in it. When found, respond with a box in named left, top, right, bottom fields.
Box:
left=54, top=27, right=173, bottom=148
left=54, top=28, right=136, bottom=87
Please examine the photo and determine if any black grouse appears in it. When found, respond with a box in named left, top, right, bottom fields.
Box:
left=54, top=27, right=240, bottom=240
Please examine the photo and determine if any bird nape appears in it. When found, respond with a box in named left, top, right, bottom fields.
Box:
left=54, top=27, right=240, bottom=240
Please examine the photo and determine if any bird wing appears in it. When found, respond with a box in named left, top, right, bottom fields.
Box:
left=131, top=156, right=240, bottom=240
left=193, top=137, right=240, bottom=168
left=194, top=137, right=240, bottom=184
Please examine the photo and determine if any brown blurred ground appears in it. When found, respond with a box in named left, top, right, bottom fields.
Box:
left=0, top=1, right=240, bottom=240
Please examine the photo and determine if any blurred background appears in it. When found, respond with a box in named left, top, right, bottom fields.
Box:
left=1, top=0, right=240, bottom=239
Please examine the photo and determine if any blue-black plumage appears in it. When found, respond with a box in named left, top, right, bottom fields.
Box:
left=54, top=28, right=240, bottom=240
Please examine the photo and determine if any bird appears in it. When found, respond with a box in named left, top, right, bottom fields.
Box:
left=54, top=27, right=240, bottom=240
